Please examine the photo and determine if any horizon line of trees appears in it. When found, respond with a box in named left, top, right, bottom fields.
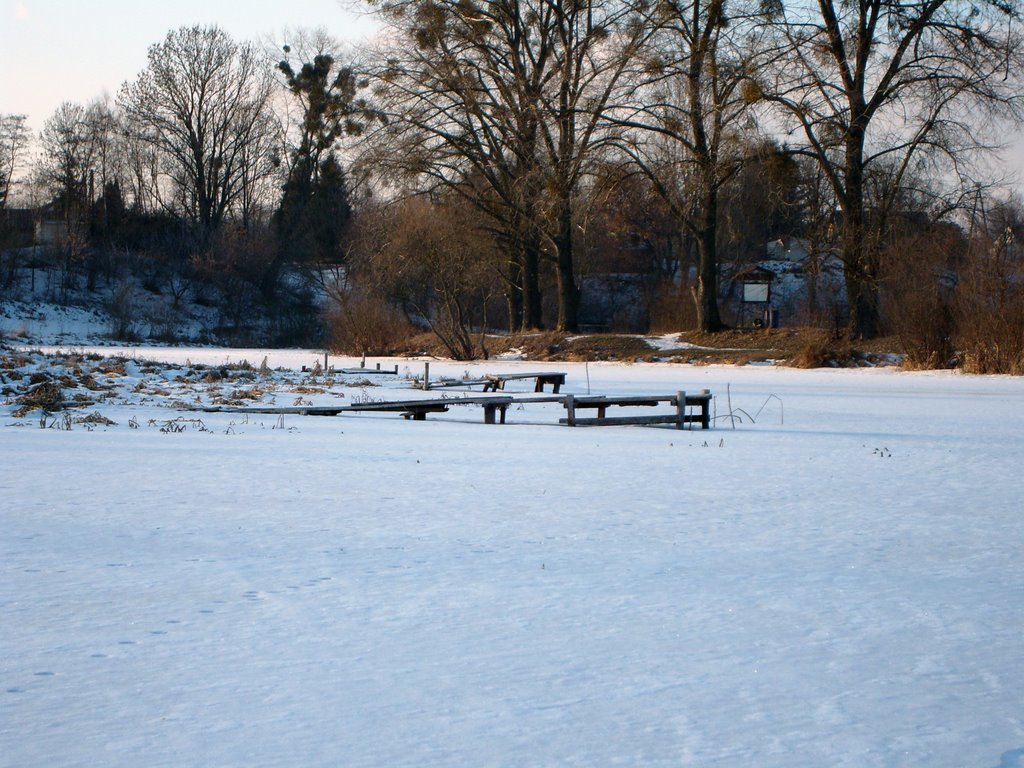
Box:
left=2, top=0, right=1024, bottom=360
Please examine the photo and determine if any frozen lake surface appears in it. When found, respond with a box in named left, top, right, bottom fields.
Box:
left=3, top=347, right=1023, bottom=767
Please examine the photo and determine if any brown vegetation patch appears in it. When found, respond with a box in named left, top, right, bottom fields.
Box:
left=498, top=332, right=568, bottom=359
left=1, top=354, right=34, bottom=370
left=558, top=334, right=655, bottom=361
left=79, top=374, right=112, bottom=391
left=228, top=388, right=266, bottom=401
left=98, top=362, right=128, bottom=377
left=384, top=326, right=900, bottom=365
left=16, top=382, right=63, bottom=411
left=669, top=328, right=898, bottom=367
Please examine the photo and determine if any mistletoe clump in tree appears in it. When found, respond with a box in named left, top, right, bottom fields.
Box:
left=274, top=46, right=369, bottom=273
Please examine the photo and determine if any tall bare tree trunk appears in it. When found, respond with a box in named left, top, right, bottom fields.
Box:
left=554, top=195, right=579, bottom=332
left=692, top=184, right=725, bottom=332
left=840, top=124, right=881, bottom=339
left=522, top=236, right=543, bottom=330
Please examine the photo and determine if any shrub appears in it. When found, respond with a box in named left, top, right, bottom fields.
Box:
left=955, top=255, right=1024, bottom=374
left=647, top=279, right=699, bottom=333
left=790, top=327, right=855, bottom=368
left=884, top=272, right=956, bottom=369
left=881, top=228, right=959, bottom=369
left=324, top=292, right=415, bottom=356
left=107, top=281, right=141, bottom=341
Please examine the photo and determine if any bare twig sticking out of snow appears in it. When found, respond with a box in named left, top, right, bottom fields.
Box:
left=754, top=394, right=784, bottom=425
left=717, top=385, right=784, bottom=427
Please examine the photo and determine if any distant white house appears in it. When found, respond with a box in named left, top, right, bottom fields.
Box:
left=34, top=217, right=71, bottom=246
left=727, top=237, right=847, bottom=326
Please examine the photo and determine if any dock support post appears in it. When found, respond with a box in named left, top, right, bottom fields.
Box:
left=676, top=391, right=686, bottom=430
left=423, top=362, right=430, bottom=390
left=565, top=394, right=576, bottom=427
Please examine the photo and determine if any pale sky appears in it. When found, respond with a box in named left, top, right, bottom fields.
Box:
left=2, top=0, right=1023, bottom=190
left=1, top=0, right=378, bottom=134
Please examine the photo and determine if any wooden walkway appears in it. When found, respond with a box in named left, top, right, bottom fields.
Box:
left=483, top=372, right=566, bottom=393
left=338, top=364, right=399, bottom=375
left=345, top=396, right=514, bottom=424
left=202, top=396, right=517, bottom=424
left=426, top=371, right=566, bottom=393
left=201, top=389, right=712, bottom=429
left=560, top=391, right=711, bottom=429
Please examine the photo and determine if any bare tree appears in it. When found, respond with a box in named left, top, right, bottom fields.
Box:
left=119, top=25, right=278, bottom=237
left=83, top=98, right=122, bottom=199
left=80, top=96, right=129, bottom=246
left=535, top=0, right=659, bottom=331
left=756, top=0, right=1024, bottom=338
left=39, top=102, right=94, bottom=226
left=611, top=0, right=768, bottom=331
left=0, top=114, right=31, bottom=210
left=366, top=0, right=654, bottom=332
left=365, top=0, right=552, bottom=330
left=233, top=107, right=282, bottom=230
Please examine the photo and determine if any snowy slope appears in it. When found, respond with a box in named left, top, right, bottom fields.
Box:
left=0, top=269, right=221, bottom=347
left=2, top=349, right=1024, bottom=767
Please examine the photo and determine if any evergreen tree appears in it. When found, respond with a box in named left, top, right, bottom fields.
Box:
left=277, top=152, right=351, bottom=265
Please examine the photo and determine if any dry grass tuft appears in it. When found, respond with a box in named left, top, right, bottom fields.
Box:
left=790, top=330, right=857, bottom=368
left=75, top=411, right=117, bottom=426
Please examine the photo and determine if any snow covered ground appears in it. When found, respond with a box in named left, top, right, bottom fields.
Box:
left=3, top=346, right=1024, bottom=767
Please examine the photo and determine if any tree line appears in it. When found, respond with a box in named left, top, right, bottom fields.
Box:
left=2, top=0, right=1024, bottom=361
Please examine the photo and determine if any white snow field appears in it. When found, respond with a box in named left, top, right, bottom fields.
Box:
left=3, top=350, right=1024, bottom=768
